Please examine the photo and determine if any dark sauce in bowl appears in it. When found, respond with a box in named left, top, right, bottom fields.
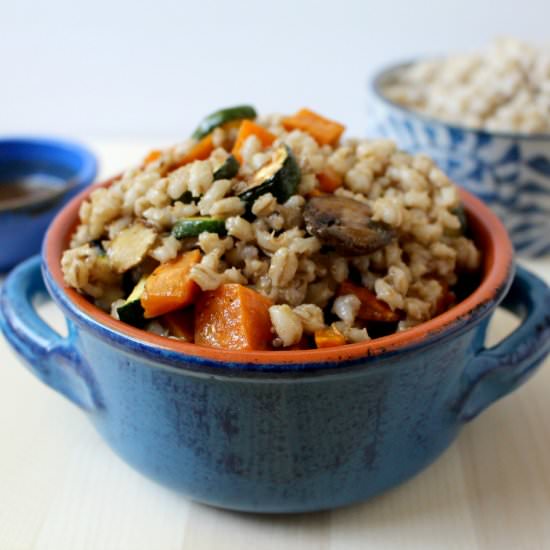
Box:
left=0, top=155, right=75, bottom=213
left=0, top=137, right=97, bottom=271
left=0, top=174, right=69, bottom=211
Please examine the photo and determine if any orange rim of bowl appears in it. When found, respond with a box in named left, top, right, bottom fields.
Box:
left=45, top=177, right=513, bottom=365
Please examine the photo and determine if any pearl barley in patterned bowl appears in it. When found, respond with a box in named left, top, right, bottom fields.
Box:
left=369, top=37, right=550, bottom=257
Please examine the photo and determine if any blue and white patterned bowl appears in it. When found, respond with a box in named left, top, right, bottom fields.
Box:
left=368, top=61, right=550, bottom=258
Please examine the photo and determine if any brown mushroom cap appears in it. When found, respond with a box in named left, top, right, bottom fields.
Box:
left=304, top=195, right=396, bottom=255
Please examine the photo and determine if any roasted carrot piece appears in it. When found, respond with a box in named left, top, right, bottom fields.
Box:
left=232, top=120, right=276, bottom=163
left=141, top=249, right=202, bottom=318
left=172, top=134, right=215, bottom=170
left=169, top=120, right=245, bottom=172
left=316, top=166, right=343, bottom=192
left=282, top=108, right=345, bottom=146
left=337, top=280, right=400, bottom=322
left=144, top=149, right=162, bottom=164
left=161, top=308, right=195, bottom=341
left=194, top=284, right=273, bottom=351
left=306, top=188, right=327, bottom=198
left=315, top=327, right=346, bottom=348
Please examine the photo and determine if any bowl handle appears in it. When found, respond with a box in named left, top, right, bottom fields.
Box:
left=457, top=265, right=550, bottom=422
left=0, top=256, right=101, bottom=411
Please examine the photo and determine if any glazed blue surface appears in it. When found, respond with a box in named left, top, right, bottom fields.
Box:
left=1, top=256, right=549, bottom=512
left=369, top=63, right=550, bottom=258
left=0, top=138, right=97, bottom=272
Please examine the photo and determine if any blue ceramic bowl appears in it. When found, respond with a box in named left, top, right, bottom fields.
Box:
left=368, top=61, right=550, bottom=258
left=0, top=138, right=97, bottom=272
left=0, top=180, right=549, bottom=513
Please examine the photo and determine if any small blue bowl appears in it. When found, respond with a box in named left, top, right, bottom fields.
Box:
left=0, top=138, right=97, bottom=272
left=368, top=61, right=550, bottom=258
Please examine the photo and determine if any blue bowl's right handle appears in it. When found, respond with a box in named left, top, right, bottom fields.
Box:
left=457, top=265, right=550, bottom=421
left=0, top=255, right=101, bottom=411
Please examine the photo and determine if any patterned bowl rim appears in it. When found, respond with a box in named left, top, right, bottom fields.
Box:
left=370, top=60, right=550, bottom=142
left=43, top=176, right=514, bottom=371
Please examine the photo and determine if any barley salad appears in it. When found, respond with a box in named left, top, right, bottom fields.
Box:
left=62, top=106, right=481, bottom=351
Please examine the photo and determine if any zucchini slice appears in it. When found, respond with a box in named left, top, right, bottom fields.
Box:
left=117, top=276, right=147, bottom=327
left=192, top=105, right=257, bottom=140
left=239, top=144, right=301, bottom=206
left=107, top=223, right=157, bottom=273
left=213, top=154, right=240, bottom=180
left=172, top=217, right=227, bottom=239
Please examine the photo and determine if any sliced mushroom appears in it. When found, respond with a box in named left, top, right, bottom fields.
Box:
left=106, top=222, right=157, bottom=273
left=304, top=196, right=396, bottom=255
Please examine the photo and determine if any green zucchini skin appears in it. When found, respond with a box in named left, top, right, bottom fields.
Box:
left=213, top=155, right=240, bottom=180
left=117, top=300, right=146, bottom=327
left=172, top=217, right=227, bottom=239
left=117, top=276, right=147, bottom=327
left=177, top=190, right=196, bottom=204
left=192, top=105, right=257, bottom=140
left=239, top=145, right=301, bottom=207
left=453, top=204, right=469, bottom=234
left=445, top=204, right=469, bottom=237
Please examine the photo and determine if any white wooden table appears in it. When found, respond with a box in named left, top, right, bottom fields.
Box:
left=1, top=142, right=549, bottom=550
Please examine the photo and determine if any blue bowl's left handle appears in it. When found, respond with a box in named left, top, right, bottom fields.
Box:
left=457, top=265, right=550, bottom=421
left=0, top=256, right=100, bottom=411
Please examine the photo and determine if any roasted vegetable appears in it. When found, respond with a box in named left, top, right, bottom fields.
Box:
left=282, top=108, right=345, bottom=146
left=175, top=134, right=215, bottom=169
left=106, top=223, right=157, bottom=273
left=316, top=167, right=343, bottom=193
left=446, top=203, right=469, bottom=237
left=144, top=149, right=162, bottom=164
left=172, top=217, right=226, bottom=239
left=194, top=284, right=273, bottom=350
left=306, top=188, right=327, bottom=198
left=192, top=105, right=257, bottom=140
left=213, top=154, right=240, bottom=180
left=337, top=280, right=400, bottom=322
left=314, top=327, right=346, bottom=348
left=304, top=196, right=395, bottom=255
left=239, top=145, right=301, bottom=206
left=117, top=276, right=147, bottom=327
left=232, top=120, right=276, bottom=163
left=161, top=309, right=195, bottom=341
left=177, top=190, right=195, bottom=204
left=141, top=249, right=201, bottom=318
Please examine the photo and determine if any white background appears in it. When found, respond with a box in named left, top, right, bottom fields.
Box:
left=2, top=0, right=550, bottom=141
